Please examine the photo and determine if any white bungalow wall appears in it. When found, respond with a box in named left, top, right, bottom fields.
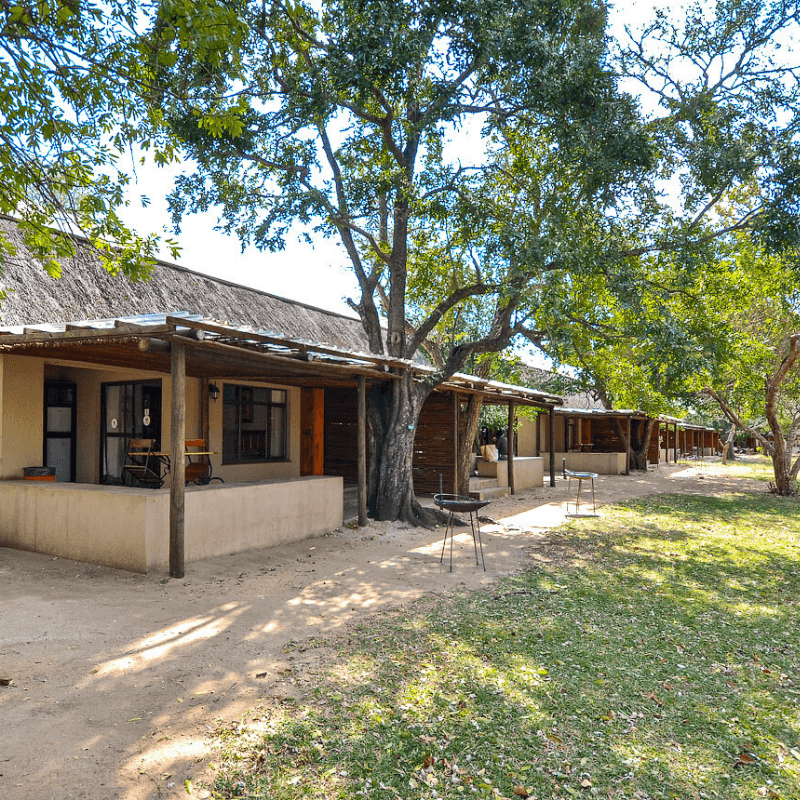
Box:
left=516, top=413, right=566, bottom=457
left=0, top=355, right=45, bottom=479
left=0, top=354, right=303, bottom=483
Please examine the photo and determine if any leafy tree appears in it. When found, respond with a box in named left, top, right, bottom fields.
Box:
left=507, top=0, right=800, bottom=467
left=701, top=240, right=800, bottom=495
left=154, top=0, right=800, bottom=520
left=0, top=0, right=180, bottom=277
left=155, top=0, right=649, bottom=523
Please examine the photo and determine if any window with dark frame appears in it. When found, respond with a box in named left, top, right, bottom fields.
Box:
left=222, top=384, right=288, bottom=464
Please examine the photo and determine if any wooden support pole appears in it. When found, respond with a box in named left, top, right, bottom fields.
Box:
left=507, top=401, right=515, bottom=496
left=674, top=422, right=679, bottom=463
left=656, top=421, right=660, bottom=465
left=357, top=375, right=367, bottom=527
left=169, top=342, right=186, bottom=579
left=549, top=408, right=556, bottom=487
left=453, top=392, right=460, bottom=495
left=626, top=416, right=631, bottom=475
left=536, top=412, right=541, bottom=457
left=200, top=377, right=210, bottom=448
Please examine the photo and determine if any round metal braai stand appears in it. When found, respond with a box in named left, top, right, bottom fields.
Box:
left=433, top=494, right=490, bottom=572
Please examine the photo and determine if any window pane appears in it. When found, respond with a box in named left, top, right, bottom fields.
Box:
left=222, top=383, right=287, bottom=463
left=250, top=401, right=266, bottom=429
left=222, top=396, right=239, bottom=461
left=46, top=438, right=72, bottom=482
left=241, top=430, right=266, bottom=460
left=104, top=437, right=127, bottom=484
left=270, top=405, right=286, bottom=458
left=47, top=385, right=74, bottom=406
left=46, top=406, right=72, bottom=433
left=105, top=385, right=121, bottom=433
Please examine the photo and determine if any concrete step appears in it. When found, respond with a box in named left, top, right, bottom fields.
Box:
left=469, top=485, right=511, bottom=501
left=469, top=477, right=500, bottom=490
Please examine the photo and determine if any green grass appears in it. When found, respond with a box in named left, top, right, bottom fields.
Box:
left=209, top=490, right=800, bottom=800
left=701, top=454, right=777, bottom=483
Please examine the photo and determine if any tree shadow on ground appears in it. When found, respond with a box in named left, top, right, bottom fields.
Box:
left=212, top=491, right=800, bottom=800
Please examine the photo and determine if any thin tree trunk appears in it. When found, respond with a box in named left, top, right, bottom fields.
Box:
left=704, top=332, right=800, bottom=496
left=722, top=426, right=736, bottom=464
left=456, top=360, right=493, bottom=496
left=457, top=394, right=482, bottom=496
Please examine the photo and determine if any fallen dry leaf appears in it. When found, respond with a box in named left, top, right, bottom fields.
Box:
left=423, top=755, right=435, bottom=769
left=734, top=751, right=758, bottom=767
left=645, top=691, right=664, bottom=707
left=581, top=778, right=592, bottom=788
left=513, top=787, right=530, bottom=797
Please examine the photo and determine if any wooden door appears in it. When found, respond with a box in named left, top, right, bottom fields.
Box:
left=300, top=388, right=324, bottom=476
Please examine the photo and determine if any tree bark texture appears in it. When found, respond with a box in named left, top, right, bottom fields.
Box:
left=455, top=359, right=493, bottom=496
left=367, top=372, right=445, bottom=526
left=457, top=394, right=482, bottom=496
left=630, top=418, right=655, bottom=471
left=610, top=417, right=632, bottom=472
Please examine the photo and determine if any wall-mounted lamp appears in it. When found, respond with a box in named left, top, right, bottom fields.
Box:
left=209, top=383, right=220, bottom=403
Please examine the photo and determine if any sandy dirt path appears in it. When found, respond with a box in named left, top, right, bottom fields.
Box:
left=0, top=460, right=763, bottom=800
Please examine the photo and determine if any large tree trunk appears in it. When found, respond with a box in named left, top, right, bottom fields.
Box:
left=610, top=417, right=632, bottom=472
left=630, top=418, right=655, bottom=470
left=768, top=432, right=799, bottom=496
left=770, top=454, right=797, bottom=495
left=367, top=372, right=445, bottom=526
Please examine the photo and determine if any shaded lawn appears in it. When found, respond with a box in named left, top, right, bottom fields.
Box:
left=695, top=454, right=776, bottom=483
left=210, top=492, right=800, bottom=800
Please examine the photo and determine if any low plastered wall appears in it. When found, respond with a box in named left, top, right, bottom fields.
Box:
left=476, top=456, right=544, bottom=489
left=0, top=476, right=343, bottom=573
left=542, top=452, right=627, bottom=475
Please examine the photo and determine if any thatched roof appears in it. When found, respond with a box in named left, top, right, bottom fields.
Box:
left=519, top=364, right=605, bottom=410
left=0, top=216, right=371, bottom=352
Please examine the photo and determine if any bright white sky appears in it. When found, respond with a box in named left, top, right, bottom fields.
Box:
left=119, top=1, right=669, bottom=322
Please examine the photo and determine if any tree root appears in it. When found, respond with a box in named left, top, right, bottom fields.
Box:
left=768, top=481, right=799, bottom=496
left=409, top=501, right=451, bottom=529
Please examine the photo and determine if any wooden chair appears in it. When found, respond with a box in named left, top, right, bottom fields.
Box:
left=184, top=439, right=223, bottom=485
left=122, top=439, right=169, bottom=488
